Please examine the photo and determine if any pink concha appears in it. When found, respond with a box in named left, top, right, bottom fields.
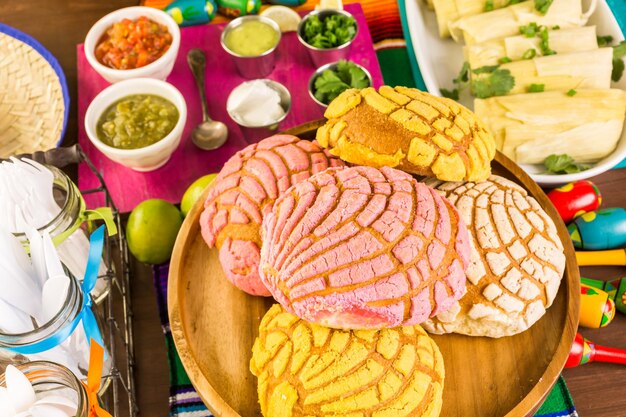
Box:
left=259, top=165, right=471, bottom=329
left=199, top=135, right=345, bottom=296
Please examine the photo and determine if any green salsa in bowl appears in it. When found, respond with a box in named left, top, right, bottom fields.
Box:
left=96, top=94, right=179, bottom=149
left=85, top=78, right=187, bottom=172
left=223, top=20, right=280, bottom=57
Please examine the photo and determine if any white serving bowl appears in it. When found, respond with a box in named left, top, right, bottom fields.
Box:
left=529, top=0, right=626, bottom=185
left=84, top=6, right=181, bottom=83
left=404, top=0, right=626, bottom=185
left=84, top=78, right=187, bottom=172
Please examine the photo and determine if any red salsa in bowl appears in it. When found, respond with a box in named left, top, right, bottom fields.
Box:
left=95, top=16, right=172, bottom=70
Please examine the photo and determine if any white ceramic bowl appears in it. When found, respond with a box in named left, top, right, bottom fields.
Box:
left=404, top=0, right=626, bottom=185
left=84, top=78, right=187, bottom=172
left=84, top=6, right=181, bottom=83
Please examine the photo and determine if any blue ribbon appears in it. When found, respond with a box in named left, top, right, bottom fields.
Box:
left=7, top=226, right=105, bottom=355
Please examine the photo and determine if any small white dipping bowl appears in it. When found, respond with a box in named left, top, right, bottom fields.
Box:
left=84, top=6, right=181, bottom=83
left=85, top=78, right=187, bottom=172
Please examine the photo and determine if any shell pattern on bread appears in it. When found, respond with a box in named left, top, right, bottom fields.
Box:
left=200, top=135, right=345, bottom=296
left=259, top=165, right=471, bottom=329
left=316, top=86, right=496, bottom=182
left=250, top=304, right=445, bottom=417
left=422, top=175, right=566, bottom=338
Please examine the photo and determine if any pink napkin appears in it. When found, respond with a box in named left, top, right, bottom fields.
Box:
left=77, top=3, right=383, bottom=212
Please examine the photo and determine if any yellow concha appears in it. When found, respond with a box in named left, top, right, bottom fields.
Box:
left=250, top=305, right=445, bottom=417
left=316, top=86, right=496, bottom=182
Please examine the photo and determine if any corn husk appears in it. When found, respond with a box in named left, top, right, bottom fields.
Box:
left=465, top=26, right=598, bottom=68
left=472, top=48, right=613, bottom=96
left=474, top=89, right=626, bottom=164
left=450, top=0, right=594, bottom=45
left=432, top=0, right=510, bottom=38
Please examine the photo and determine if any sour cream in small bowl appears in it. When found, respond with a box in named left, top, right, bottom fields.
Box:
left=226, top=79, right=291, bottom=142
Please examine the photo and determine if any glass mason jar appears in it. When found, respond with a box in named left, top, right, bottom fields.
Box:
left=12, top=164, right=110, bottom=303
left=0, top=271, right=112, bottom=386
left=0, top=361, right=89, bottom=417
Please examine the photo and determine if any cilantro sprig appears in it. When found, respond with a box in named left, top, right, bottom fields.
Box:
left=302, top=14, right=357, bottom=49
left=590, top=36, right=626, bottom=82
left=470, top=65, right=515, bottom=99
left=313, top=60, right=370, bottom=104
left=598, top=35, right=614, bottom=47
left=613, top=40, right=626, bottom=82
left=544, top=154, right=590, bottom=174
left=442, top=62, right=515, bottom=100
left=441, top=62, right=470, bottom=101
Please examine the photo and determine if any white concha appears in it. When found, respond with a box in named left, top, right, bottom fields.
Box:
left=422, top=175, right=566, bottom=338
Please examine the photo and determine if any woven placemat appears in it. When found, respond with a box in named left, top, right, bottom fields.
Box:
left=0, top=28, right=65, bottom=158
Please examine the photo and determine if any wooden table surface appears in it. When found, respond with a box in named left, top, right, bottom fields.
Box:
left=2, top=1, right=626, bottom=416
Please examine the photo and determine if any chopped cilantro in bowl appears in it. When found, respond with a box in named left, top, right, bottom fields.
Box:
left=308, top=60, right=372, bottom=106
left=298, top=10, right=358, bottom=50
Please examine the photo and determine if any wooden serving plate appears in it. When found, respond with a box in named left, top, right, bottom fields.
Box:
left=168, top=120, right=580, bottom=417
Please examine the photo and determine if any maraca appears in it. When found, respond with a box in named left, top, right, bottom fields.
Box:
left=165, top=0, right=217, bottom=26
left=547, top=180, right=601, bottom=224
left=266, top=0, right=306, bottom=4
left=579, top=284, right=615, bottom=328
left=577, top=249, right=626, bottom=266
left=582, top=277, right=626, bottom=314
left=217, top=0, right=262, bottom=17
left=566, top=332, right=626, bottom=368
left=568, top=208, right=626, bottom=250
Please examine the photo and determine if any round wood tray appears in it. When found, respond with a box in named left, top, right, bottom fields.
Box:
left=168, top=120, right=580, bottom=417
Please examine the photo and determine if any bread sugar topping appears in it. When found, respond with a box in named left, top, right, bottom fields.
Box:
left=316, top=86, right=496, bottom=182
left=200, top=135, right=345, bottom=296
left=259, top=165, right=471, bottom=329
left=423, top=175, right=566, bottom=337
left=250, top=304, right=445, bottom=417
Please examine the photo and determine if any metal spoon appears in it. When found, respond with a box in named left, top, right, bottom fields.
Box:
left=187, top=49, right=228, bottom=150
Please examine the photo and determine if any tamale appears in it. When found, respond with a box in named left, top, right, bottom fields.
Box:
left=465, top=26, right=598, bottom=68
left=471, top=48, right=613, bottom=96
left=474, top=89, right=626, bottom=164
left=432, top=0, right=510, bottom=38
left=450, top=0, right=593, bottom=45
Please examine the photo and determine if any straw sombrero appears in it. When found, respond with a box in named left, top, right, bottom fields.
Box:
left=0, top=24, right=69, bottom=158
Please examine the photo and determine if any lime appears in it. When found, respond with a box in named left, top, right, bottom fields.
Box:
left=260, top=6, right=302, bottom=32
left=126, top=199, right=183, bottom=265
left=181, top=173, right=218, bottom=217
left=316, top=0, right=343, bottom=10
